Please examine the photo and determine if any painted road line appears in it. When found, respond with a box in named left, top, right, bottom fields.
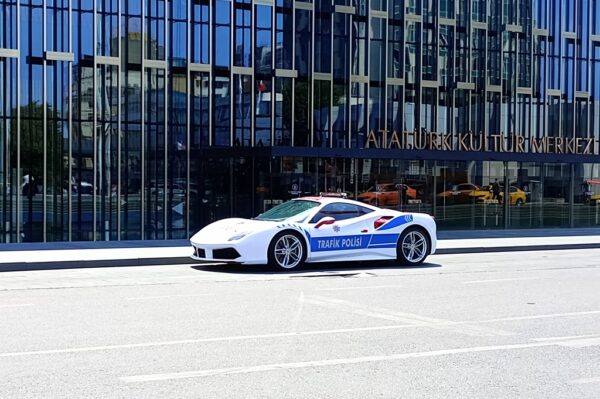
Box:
left=0, top=325, right=418, bottom=358
left=555, top=337, right=600, bottom=348
left=121, top=341, right=560, bottom=382
left=2, top=309, right=600, bottom=358
left=463, top=277, right=539, bottom=284
left=304, top=295, right=513, bottom=337
left=532, top=334, right=600, bottom=342
left=317, top=285, right=404, bottom=291
left=478, top=310, right=600, bottom=323
left=0, top=304, right=34, bottom=309
left=571, top=376, right=600, bottom=384
left=125, top=294, right=212, bottom=300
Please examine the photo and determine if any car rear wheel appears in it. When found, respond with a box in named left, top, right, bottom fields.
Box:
left=397, top=227, right=429, bottom=266
left=268, top=231, right=306, bottom=270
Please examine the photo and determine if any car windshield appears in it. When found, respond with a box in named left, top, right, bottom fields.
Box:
left=254, top=200, right=320, bottom=222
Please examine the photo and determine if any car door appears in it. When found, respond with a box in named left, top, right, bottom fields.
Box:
left=306, top=202, right=376, bottom=261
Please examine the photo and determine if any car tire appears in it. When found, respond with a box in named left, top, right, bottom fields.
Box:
left=268, top=231, right=307, bottom=271
left=396, top=227, right=430, bottom=266
left=516, top=198, right=524, bottom=206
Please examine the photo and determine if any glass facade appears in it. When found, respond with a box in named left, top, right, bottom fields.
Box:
left=1, top=0, right=600, bottom=242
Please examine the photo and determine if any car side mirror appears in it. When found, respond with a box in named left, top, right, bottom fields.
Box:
left=315, top=216, right=336, bottom=229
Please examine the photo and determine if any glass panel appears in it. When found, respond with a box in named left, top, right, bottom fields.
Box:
left=274, top=77, right=292, bottom=145
left=191, top=0, right=210, bottom=64
left=275, top=4, right=293, bottom=69
left=120, top=68, right=142, bottom=240
left=0, top=57, right=18, bottom=242
left=144, top=68, right=166, bottom=239
left=97, top=0, right=119, bottom=57
left=145, top=0, right=166, bottom=60
left=214, top=75, right=231, bottom=146
left=332, top=82, right=348, bottom=148
left=314, top=80, right=331, bottom=147
left=573, top=163, right=600, bottom=227
left=255, top=78, right=272, bottom=146
left=233, top=74, right=252, bottom=146
left=0, top=0, right=18, bottom=49
left=314, top=0, right=332, bottom=73
left=96, top=64, right=119, bottom=241
left=435, top=161, right=505, bottom=230
left=214, top=0, right=231, bottom=67
left=294, top=79, right=310, bottom=146
left=167, top=71, right=187, bottom=238
left=169, top=0, right=187, bottom=66
left=234, top=5, right=251, bottom=67
left=47, top=0, right=69, bottom=53
left=351, top=82, right=367, bottom=147
left=191, top=72, right=210, bottom=148
left=255, top=5, right=273, bottom=74
left=295, top=9, right=312, bottom=76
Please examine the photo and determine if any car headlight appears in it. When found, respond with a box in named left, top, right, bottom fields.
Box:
left=228, top=231, right=251, bottom=241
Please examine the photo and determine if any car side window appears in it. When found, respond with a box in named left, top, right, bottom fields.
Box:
left=310, top=203, right=373, bottom=223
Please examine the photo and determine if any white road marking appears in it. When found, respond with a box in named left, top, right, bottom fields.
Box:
left=555, top=337, right=600, bottom=348
left=303, top=295, right=513, bottom=337
left=121, top=341, right=560, bottom=382
left=2, top=310, right=599, bottom=358
left=125, top=294, right=211, bottom=301
left=571, top=376, right=600, bottom=384
left=317, top=285, right=404, bottom=291
left=0, top=303, right=34, bottom=309
left=463, top=277, right=539, bottom=284
left=532, top=334, right=600, bottom=342
left=478, top=310, right=600, bottom=323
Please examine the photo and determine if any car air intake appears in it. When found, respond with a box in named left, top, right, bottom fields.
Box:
left=374, top=216, right=394, bottom=229
left=213, top=248, right=241, bottom=260
left=195, top=247, right=206, bottom=258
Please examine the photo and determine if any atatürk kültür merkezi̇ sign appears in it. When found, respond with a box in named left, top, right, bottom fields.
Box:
left=365, top=129, right=598, bottom=155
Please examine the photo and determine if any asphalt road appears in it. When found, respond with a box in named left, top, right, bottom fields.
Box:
left=1, top=249, right=600, bottom=398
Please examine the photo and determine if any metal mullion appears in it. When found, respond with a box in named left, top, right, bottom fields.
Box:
left=68, top=0, right=72, bottom=241
left=230, top=0, right=234, bottom=147
left=92, top=0, right=98, bottom=240
left=383, top=14, right=389, bottom=143
left=271, top=4, right=276, bottom=147
left=327, top=11, right=334, bottom=148
left=291, top=2, right=295, bottom=146
left=15, top=0, right=20, bottom=241
left=43, top=0, right=47, bottom=242
left=141, top=0, right=145, bottom=240
left=186, top=0, right=191, bottom=237
left=348, top=14, right=353, bottom=148
left=163, top=0, right=168, bottom=239
left=208, top=0, right=213, bottom=146
left=116, top=0, right=122, bottom=240
left=251, top=2, right=255, bottom=148
left=310, top=6, right=315, bottom=148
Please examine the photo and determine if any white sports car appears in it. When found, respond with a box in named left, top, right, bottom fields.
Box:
left=190, top=196, right=437, bottom=270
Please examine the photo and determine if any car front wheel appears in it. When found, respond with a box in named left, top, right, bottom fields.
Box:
left=268, top=231, right=307, bottom=270
left=397, top=227, right=429, bottom=266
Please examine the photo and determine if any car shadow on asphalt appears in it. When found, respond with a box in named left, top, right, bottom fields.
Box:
left=190, top=260, right=442, bottom=275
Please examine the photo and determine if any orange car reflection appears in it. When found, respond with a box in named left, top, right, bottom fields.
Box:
left=357, top=183, right=417, bottom=206
left=436, top=183, right=480, bottom=204
left=469, top=185, right=527, bottom=205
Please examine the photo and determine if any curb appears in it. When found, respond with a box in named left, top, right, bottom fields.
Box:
left=435, top=242, right=600, bottom=255
left=1, top=242, right=599, bottom=272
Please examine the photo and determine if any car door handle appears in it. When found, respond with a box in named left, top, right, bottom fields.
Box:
left=361, top=229, right=368, bottom=233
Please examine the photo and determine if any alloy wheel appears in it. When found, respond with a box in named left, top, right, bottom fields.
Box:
left=273, top=234, right=303, bottom=269
left=401, top=230, right=428, bottom=263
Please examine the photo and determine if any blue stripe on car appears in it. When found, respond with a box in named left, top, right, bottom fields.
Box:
left=376, top=215, right=413, bottom=231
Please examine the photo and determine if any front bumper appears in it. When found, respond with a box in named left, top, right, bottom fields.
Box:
left=191, top=243, right=242, bottom=263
